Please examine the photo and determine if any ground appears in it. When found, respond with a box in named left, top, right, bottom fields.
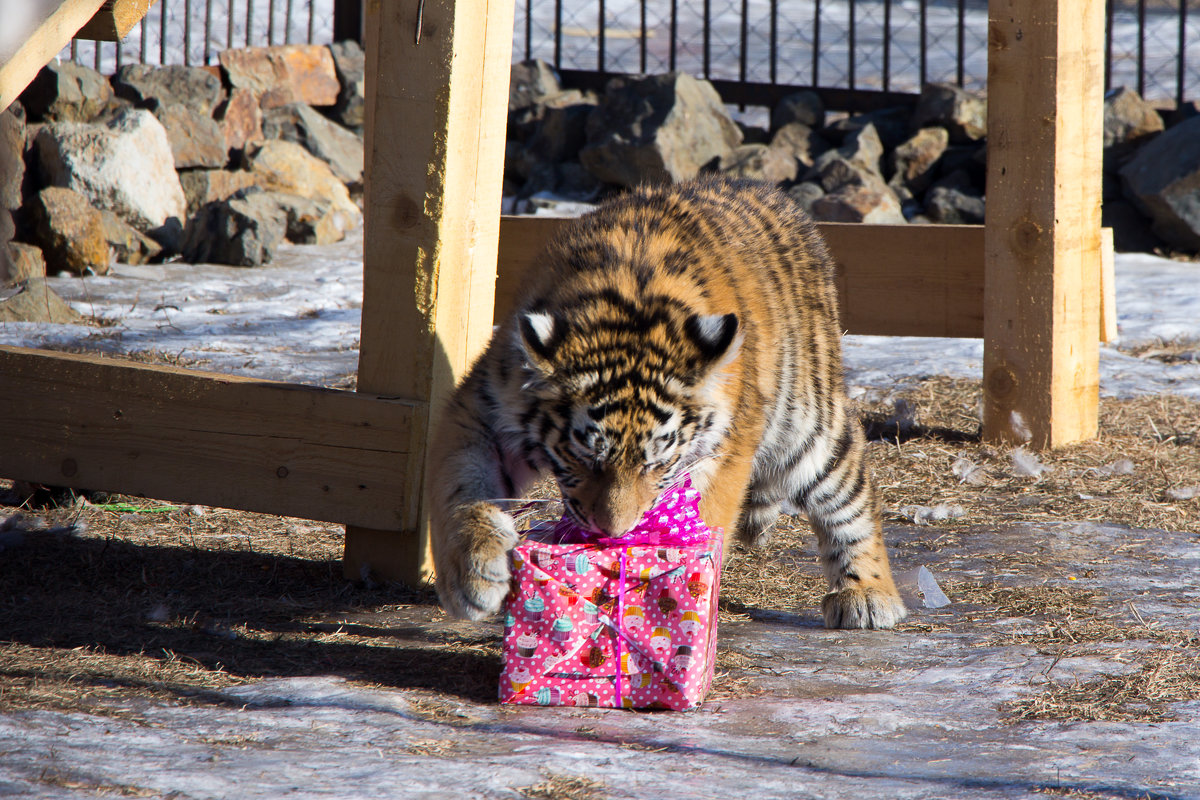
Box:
left=2, top=379, right=1199, bottom=798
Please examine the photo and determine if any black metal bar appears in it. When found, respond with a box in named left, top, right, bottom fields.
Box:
left=1105, top=0, right=1114, bottom=94
left=956, top=0, right=965, bottom=87
left=769, top=0, right=778, bottom=85
left=883, top=0, right=892, bottom=92
left=205, top=0, right=214, bottom=63
left=184, top=0, right=192, bottom=66
left=598, top=0, right=606, bottom=73
left=919, top=0, right=927, bottom=86
left=228, top=0, right=236, bottom=52
left=284, top=0, right=294, bottom=44
left=333, top=0, right=362, bottom=43
left=703, top=0, right=711, bottom=79
left=247, top=0, right=255, bottom=48
left=160, top=0, right=168, bottom=64
left=525, top=0, right=532, bottom=62
left=94, top=42, right=101, bottom=71
left=849, top=0, right=857, bottom=90
left=669, top=0, right=677, bottom=72
left=70, top=38, right=77, bottom=64
left=554, top=0, right=562, bottom=70
left=739, top=0, right=749, bottom=88
left=1137, top=0, right=1146, bottom=96
left=1179, top=0, right=1188, bottom=106
left=640, top=0, right=647, bottom=74
left=813, top=0, right=821, bottom=85
left=307, top=0, right=315, bottom=43
left=140, top=11, right=148, bottom=63
left=268, top=0, right=276, bottom=44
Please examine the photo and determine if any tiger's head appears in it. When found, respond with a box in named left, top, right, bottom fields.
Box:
left=515, top=300, right=742, bottom=536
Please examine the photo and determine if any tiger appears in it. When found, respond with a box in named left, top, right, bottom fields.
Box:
left=428, top=175, right=907, bottom=629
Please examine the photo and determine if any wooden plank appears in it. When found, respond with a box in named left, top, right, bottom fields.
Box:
left=0, top=0, right=106, bottom=111
left=0, top=346, right=418, bottom=530
left=982, top=0, right=1104, bottom=448
left=349, top=0, right=515, bottom=584
left=76, top=0, right=159, bottom=41
left=497, top=216, right=986, bottom=338
left=1100, top=227, right=1118, bottom=343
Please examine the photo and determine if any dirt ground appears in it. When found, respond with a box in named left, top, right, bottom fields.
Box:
left=3, top=377, right=1198, bottom=736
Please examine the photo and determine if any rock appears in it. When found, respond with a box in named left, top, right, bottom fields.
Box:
left=0, top=209, right=15, bottom=282
left=1166, top=100, right=1200, bottom=128
left=769, top=122, right=830, bottom=169
left=737, top=123, right=770, bottom=145
left=325, top=41, right=365, bottom=129
left=241, top=139, right=361, bottom=225
left=99, top=209, right=162, bottom=264
left=1119, top=116, right=1200, bottom=251
left=811, top=182, right=905, bottom=224
left=823, top=107, right=912, bottom=150
left=179, top=168, right=261, bottom=216
left=34, top=108, right=187, bottom=239
left=510, top=59, right=563, bottom=112
left=262, top=102, right=363, bottom=185
left=925, top=176, right=986, bottom=225
left=507, top=98, right=597, bottom=181
left=19, top=61, right=112, bottom=122
left=0, top=278, right=84, bottom=323
left=718, top=144, right=798, bottom=185
left=912, top=83, right=986, bottom=143
left=111, top=64, right=226, bottom=116
left=182, top=188, right=287, bottom=266
left=4, top=242, right=46, bottom=283
left=29, top=186, right=110, bottom=275
left=786, top=181, right=825, bottom=215
left=1102, top=199, right=1162, bottom=253
left=771, top=90, right=824, bottom=131
left=935, top=143, right=987, bottom=191
left=1103, top=86, right=1164, bottom=149
left=268, top=192, right=348, bottom=245
left=155, top=104, right=228, bottom=169
left=807, top=152, right=881, bottom=194
left=889, top=126, right=948, bottom=194
left=580, top=72, right=742, bottom=186
left=214, top=88, right=264, bottom=155
left=219, top=45, right=341, bottom=110
left=1, top=105, right=25, bottom=209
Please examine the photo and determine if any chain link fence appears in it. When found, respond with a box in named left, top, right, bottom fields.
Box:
left=63, top=1, right=1199, bottom=105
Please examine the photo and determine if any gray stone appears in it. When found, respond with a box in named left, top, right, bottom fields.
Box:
left=806, top=153, right=880, bottom=194
left=719, top=144, right=798, bottom=185
left=268, top=191, right=349, bottom=245
left=1, top=105, right=25, bottom=209
left=509, top=100, right=597, bottom=180
left=1103, top=86, right=1164, bottom=149
left=934, top=143, right=987, bottom=192
left=785, top=181, right=825, bottom=215
left=262, top=102, right=364, bottom=186
left=34, top=108, right=187, bottom=237
left=736, top=123, right=769, bottom=145
left=30, top=186, right=110, bottom=275
left=807, top=123, right=885, bottom=184
left=179, top=168, right=262, bottom=217
left=509, top=59, right=563, bottom=113
left=1119, top=116, right=1200, bottom=251
left=19, top=61, right=112, bottom=122
left=888, top=126, right=948, bottom=195
left=811, top=182, right=906, bottom=224
left=325, top=41, right=365, bottom=129
left=112, top=64, right=227, bottom=116
left=241, top=139, right=361, bottom=225
left=182, top=188, right=287, bottom=266
left=1166, top=99, right=1200, bottom=128
left=218, top=45, right=341, bottom=110
left=925, top=184, right=986, bottom=225
left=155, top=104, right=228, bottom=169
left=214, top=88, right=265, bottom=156
left=912, top=82, right=986, bottom=143
left=580, top=72, right=742, bottom=186
left=770, top=90, right=824, bottom=131
left=99, top=209, right=162, bottom=264
left=0, top=278, right=83, bottom=322
left=823, top=106, right=912, bottom=150
left=4, top=242, right=46, bottom=284
left=769, top=122, right=831, bottom=170
left=1102, top=199, right=1162, bottom=253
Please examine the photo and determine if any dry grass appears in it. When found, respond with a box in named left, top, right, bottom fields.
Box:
left=515, top=772, right=608, bottom=800
left=1, top=380, right=1199, bottom=722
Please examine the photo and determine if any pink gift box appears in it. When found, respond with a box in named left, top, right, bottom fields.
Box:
left=499, top=480, right=723, bottom=710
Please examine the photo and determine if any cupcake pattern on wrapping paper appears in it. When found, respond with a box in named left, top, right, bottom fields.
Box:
left=499, top=480, right=723, bottom=711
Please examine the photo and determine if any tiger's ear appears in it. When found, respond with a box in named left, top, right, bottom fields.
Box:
left=684, top=312, right=741, bottom=370
left=518, top=310, right=563, bottom=365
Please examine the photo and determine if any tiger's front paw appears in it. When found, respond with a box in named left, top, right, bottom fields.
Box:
left=821, top=585, right=908, bottom=630
left=434, top=504, right=519, bottom=621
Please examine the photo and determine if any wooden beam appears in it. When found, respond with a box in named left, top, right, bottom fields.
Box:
left=76, top=0, right=159, bottom=41
left=497, top=216, right=987, bottom=338
left=349, top=0, right=515, bottom=584
left=0, top=0, right=105, bottom=112
left=0, top=346, right=417, bottom=530
left=983, top=0, right=1103, bottom=448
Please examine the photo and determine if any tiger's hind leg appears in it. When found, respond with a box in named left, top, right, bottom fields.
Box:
left=790, top=423, right=908, bottom=629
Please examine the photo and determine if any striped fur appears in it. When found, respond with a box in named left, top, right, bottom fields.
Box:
left=429, top=176, right=906, bottom=628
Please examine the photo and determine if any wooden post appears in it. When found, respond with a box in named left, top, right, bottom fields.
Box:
left=982, top=0, right=1104, bottom=448
left=345, top=0, right=515, bottom=584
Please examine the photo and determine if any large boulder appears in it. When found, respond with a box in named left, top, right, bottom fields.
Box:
left=509, top=59, right=564, bottom=113
left=811, top=182, right=906, bottom=224
left=99, top=209, right=162, bottom=264
left=182, top=188, right=287, bottom=266
left=269, top=192, right=349, bottom=245
left=179, top=168, right=261, bottom=216
left=29, top=186, right=110, bottom=275
left=823, top=106, right=912, bottom=150
left=19, top=61, right=112, bottom=122
left=241, top=139, right=361, bottom=225
left=769, top=122, right=831, bottom=170
left=325, top=41, right=365, bottom=129
left=912, top=83, right=986, bottom=143
left=925, top=171, right=986, bottom=225
left=770, top=90, right=824, bottom=132
left=889, top=126, right=949, bottom=195
left=218, top=44, right=341, bottom=110
left=718, top=144, right=798, bottom=185
left=1103, top=86, right=1163, bottom=149
left=1, top=104, right=25, bottom=210
left=111, top=64, right=227, bottom=116
left=580, top=72, right=742, bottom=186
left=0, top=278, right=84, bottom=323
left=34, top=108, right=187, bottom=241
left=155, top=104, right=228, bottom=169
left=214, top=87, right=265, bottom=156
left=4, top=242, right=46, bottom=284
left=262, top=102, right=363, bottom=185
left=1119, top=116, right=1200, bottom=251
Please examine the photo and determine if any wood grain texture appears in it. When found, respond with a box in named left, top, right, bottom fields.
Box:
left=0, top=0, right=106, bottom=110
left=497, top=217, right=986, bottom=338
left=0, top=346, right=418, bottom=530
left=76, top=0, right=158, bottom=41
left=983, top=0, right=1103, bottom=448
left=350, top=0, right=516, bottom=584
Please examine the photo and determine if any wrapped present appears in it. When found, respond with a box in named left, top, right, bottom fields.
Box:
left=499, top=476, right=723, bottom=710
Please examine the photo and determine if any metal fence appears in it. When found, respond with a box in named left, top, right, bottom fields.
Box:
left=65, top=1, right=1199, bottom=106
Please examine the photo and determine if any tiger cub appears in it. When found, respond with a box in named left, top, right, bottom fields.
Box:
left=428, top=176, right=906, bottom=629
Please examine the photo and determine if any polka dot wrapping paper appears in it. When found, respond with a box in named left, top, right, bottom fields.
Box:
left=499, top=478, right=723, bottom=710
